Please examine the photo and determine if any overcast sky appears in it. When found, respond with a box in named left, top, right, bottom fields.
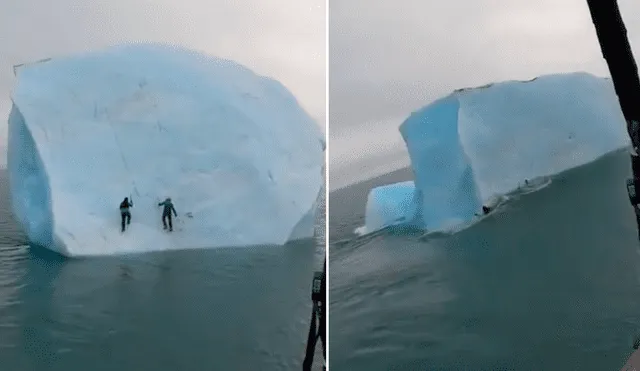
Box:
left=330, top=0, right=640, bottom=189
left=0, top=0, right=326, bottom=163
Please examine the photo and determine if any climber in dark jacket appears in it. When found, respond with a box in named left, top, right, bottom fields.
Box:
left=119, top=197, right=133, bottom=232
left=158, top=197, right=178, bottom=231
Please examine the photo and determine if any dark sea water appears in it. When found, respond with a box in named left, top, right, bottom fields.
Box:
left=329, top=149, right=640, bottom=370
left=0, top=168, right=325, bottom=370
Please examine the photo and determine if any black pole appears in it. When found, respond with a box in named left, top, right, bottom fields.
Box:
left=302, top=259, right=326, bottom=371
left=319, top=258, right=326, bottom=361
left=302, top=303, right=318, bottom=371
left=586, top=0, right=640, bottom=239
left=586, top=0, right=640, bottom=136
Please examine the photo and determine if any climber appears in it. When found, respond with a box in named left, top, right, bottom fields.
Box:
left=158, top=197, right=178, bottom=232
left=119, top=196, right=133, bottom=232
left=475, top=205, right=493, bottom=217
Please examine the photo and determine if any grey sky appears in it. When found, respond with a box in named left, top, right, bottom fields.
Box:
left=0, top=0, right=326, bottom=160
left=330, top=0, right=640, bottom=189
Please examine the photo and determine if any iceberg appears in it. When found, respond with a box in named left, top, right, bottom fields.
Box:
left=361, top=181, right=419, bottom=234
left=361, top=72, right=630, bottom=234
left=7, top=43, right=324, bottom=257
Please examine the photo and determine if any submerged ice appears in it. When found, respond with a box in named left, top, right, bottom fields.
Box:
left=8, top=43, right=324, bottom=257
left=362, top=72, right=630, bottom=234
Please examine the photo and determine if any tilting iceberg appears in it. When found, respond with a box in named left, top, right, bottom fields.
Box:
left=8, top=43, right=324, bottom=257
left=362, top=72, right=630, bottom=234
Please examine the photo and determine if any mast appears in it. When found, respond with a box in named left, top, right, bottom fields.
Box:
left=586, top=0, right=640, bottom=239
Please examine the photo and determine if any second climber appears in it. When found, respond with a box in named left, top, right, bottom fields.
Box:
left=158, top=197, right=178, bottom=232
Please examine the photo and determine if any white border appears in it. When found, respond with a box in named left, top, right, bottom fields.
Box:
left=324, top=0, right=330, bottom=366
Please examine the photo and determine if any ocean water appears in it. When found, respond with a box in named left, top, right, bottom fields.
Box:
left=329, top=149, right=640, bottom=370
left=0, top=168, right=325, bottom=370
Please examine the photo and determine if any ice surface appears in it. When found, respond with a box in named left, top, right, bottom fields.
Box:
left=389, top=72, right=629, bottom=232
left=361, top=181, right=419, bottom=234
left=8, top=43, right=324, bottom=257
left=0, top=102, right=10, bottom=167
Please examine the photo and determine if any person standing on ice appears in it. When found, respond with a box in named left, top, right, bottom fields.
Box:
left=158, top=197, right=178, bottom=232
left=119, top=196, right=133, bottom=232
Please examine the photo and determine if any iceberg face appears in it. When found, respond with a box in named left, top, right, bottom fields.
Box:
left=8, top=106, right=54, bottom=250
left=363, top=181, right=420, bottom=234
left=8, top=43, right=324, bottom=257
left=399, top=72, right=630, bottom=231
left=400, top=97, right=482, bottom=230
